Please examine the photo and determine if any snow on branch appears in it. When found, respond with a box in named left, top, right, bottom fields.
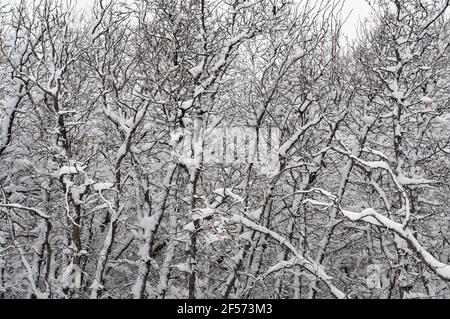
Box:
left=0, top=203, right=50, bottom=219
left=228, top=214, right=347, bottom=299
left=339, top=207, right=450, bottom=281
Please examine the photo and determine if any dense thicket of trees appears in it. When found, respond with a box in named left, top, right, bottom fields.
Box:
left=0, top=0, right=449, bottom=299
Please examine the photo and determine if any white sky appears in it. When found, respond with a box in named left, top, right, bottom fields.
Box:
left=74, top=0, right=372, bottom=38
left=7, top=0, right=373, bottom=39
left=342, top=1, right=372, bottom=39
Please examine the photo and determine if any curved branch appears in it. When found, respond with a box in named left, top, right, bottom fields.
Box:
left=229, top=214, right=347, bottom=299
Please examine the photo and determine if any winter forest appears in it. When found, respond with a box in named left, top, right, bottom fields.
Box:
left=0, top=0, right=449, bottom=299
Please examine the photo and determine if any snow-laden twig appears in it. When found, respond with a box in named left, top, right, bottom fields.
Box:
left=228, top=214, right=347, bottom=299
left=338, top=207, right=450, bottom=281
left=0, top=203, right=49, bottom=219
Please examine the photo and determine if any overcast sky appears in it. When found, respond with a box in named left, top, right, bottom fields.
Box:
left=73, top=0, right=372, bottom=38
left=342, top=1, right=372, bottom=38
left=7, top=0, right=373, bottom=39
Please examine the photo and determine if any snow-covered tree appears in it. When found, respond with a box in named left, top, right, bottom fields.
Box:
left=0, top=0, right=449, bottom=299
